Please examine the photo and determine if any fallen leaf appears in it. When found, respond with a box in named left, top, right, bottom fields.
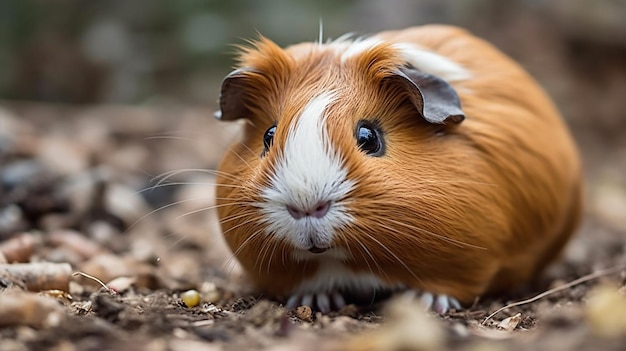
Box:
left=496, top=313, right=522, bottom=332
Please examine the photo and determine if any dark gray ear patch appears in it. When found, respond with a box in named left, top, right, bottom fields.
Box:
left=394, top=66, right=465, bottom=125
left=215, top=68, right=258, bottom=121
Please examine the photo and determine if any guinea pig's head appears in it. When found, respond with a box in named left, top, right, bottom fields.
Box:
left=214, top=36, right=487, bottom=296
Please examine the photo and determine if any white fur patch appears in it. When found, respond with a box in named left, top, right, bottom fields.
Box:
left=292, top=259, right=395, bottom=294
left=391, top=43, right=471, bottom=82
left=257, top=92, right=355, bottom=250
left=325, top=36, right=470, bottom=82
left=339, top=37, right=384, bottom=63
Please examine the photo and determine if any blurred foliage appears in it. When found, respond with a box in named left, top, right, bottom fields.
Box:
left=1, top=0, right=625, bottom=135
left=0, top=0, right=359, bottom=104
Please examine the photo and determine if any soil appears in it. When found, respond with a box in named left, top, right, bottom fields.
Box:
left=0, top=101, right=625, bottom=351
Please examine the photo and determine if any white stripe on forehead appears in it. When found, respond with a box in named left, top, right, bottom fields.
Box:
left=258, top=91, right=355, bottom=250
left=274, top=91, right=344, bottom=208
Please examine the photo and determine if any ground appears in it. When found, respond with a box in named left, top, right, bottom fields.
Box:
left=0, top=102, right=625, bottom=351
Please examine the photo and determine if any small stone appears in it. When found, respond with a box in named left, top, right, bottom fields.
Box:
left=37, top=137, right=89, bottom=176
left=181, top=289, right=201, bottom=308
left=199, top=281, right=221, bottom=304
left=295, top=305, right=313, bottom=322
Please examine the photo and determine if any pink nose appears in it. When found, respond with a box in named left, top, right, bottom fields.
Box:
left=287, top=201, right=331, bottom=220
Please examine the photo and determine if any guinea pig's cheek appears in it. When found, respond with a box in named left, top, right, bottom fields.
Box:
left=251, top=93, right=356, bottom=251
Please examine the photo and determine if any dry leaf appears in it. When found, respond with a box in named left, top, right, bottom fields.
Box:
left=106, top=276, right=137, bottom=293
left=39, top=289, right=73, bottom=305
left=496, top=313, right=522, bottom=332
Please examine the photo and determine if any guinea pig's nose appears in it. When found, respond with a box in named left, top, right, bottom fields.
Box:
left=286, top=201, right=331, bottom=220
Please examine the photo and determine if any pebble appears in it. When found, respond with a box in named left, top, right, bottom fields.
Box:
left=295, top=305, right=313, bottom=322
left=585, top=284, right=626, bottom=337
left=181, top=289, right=201, bottom=308
left=37, top=137, right=89, bottom=176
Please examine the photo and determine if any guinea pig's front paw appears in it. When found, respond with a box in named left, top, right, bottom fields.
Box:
left=402, top=290, right=462, bottom=314
left=285, top=291, right=346, bottom=314
left=422, top=292, right=462, bottom=314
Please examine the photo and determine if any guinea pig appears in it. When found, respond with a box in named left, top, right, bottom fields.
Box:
left=214, top=25, right=582, bottom=314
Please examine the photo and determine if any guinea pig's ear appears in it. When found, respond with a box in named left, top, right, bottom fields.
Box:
left=393, top=67, right=465, bottom=124
left=214, top=68, right=257, bottom=121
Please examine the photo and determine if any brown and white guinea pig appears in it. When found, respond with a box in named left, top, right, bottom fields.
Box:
left=214, top=25, right=582, bottom=313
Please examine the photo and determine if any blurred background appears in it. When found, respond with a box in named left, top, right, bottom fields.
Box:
left=0, top=0, right=625, bottom=237
left=1, top=0, right=625, bottom=131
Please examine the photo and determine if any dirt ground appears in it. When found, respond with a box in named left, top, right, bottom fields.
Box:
left=0, top=101, right=625, bottom=351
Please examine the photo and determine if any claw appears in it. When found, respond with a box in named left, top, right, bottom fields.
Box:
left=331, top=291, right=346, bottom=310
left=286, top=290, right=461, bottom=315
left=418, top=292, right=461, bottom=314
left=286, top=295, right=300, bottom=309
left=301, top=294, right=313, bottom=308
left=316, top=293, right=331, bottom=313
left=420, top=292, right=434, bottom=308
left=286, top=291, right=345, bottom=313
left=449, top=297, right=462, bottom=310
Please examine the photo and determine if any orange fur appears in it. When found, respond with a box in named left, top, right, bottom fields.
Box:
left=215, top=25, right=581, bottom=304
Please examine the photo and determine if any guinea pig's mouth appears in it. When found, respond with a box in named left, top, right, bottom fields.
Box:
left=291, top=246, right=349, bottom=261
left=308, top=246, right=328, bottom=254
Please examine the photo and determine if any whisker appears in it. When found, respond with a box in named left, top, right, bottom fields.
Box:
left=411, top=180, right=498, bottom=187
left=221, top=224, right=266, bottom=274
left=266, top=237, right=281, bottom=275
left=238, top=142, right=258, bottom=158
left=161, top=231, right=190, bottom=251
left=229, top=227, right=263, bottom=259
left=281, top=239, right=288, bottom=267
left=136, top=181, right=246, bottom=195
left=337, top=230, right=381, bottom=279
left=150, top=168, right=239, bottom=187
left=228, top=149, right=254, bottom=172
left=360, top=231, right=424, bottom=285
left=337, top=231, right=354, bottom=262
left=221, top=254, right=241, bottom=277
left=351, top=236, right=376, bottom=277
left=217, top=210, right=261, bottom=226
left=318, top=17, right=324, bottom=44
left=219, top=214, right=264, bottom=238
left=175, top=202, right=253, bottom=220
left=136, top=167, right=156, bottom=179
left=125, top=197, right=222, bottom=233
left=381, top=217, right=486, bottom=250
left=144, top=135, right=193, bottom=141
left=256, top=234, right=273, bottom=274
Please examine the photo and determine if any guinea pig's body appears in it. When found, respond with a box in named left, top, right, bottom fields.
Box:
left=215, top=25, right=581, bottom=312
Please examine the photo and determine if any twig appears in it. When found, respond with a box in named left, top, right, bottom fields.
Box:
left=72, top=271, right=114, bottom=293
left=482, top=264, right=626, bottom=325
left=0, top=262, right=71, bottom=292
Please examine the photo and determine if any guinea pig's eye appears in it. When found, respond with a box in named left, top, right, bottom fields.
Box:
left=355, top=121, right=384, bottom=156
left=262, top=125, right=276, bottom=155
